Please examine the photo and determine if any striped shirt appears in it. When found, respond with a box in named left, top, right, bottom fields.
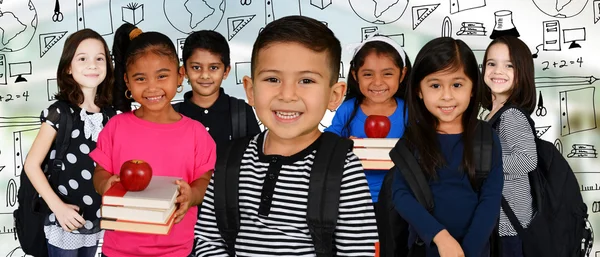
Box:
left=494, top=108, right=537, bottom=236
left=194, top=133, right=378, bottom=256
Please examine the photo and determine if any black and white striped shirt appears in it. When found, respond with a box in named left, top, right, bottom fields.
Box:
left=494, top=108, right=537, bottom=236
left=194, top=133, right=378, bottom=256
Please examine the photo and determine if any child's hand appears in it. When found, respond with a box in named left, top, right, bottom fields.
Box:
left=53, top=203, right=85, bottom=232
left=174, top=179, right=192, bottom=224
left=434, top=230, right=465, bottom=257
left=349, top=136, right=359, bottom=139
left=100, top=174, right=120, bottom=195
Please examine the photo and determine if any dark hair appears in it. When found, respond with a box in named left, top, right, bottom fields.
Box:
left=405, top=37, right=482, bottom=182
left=55, top=29, right=113, bottom=108
left=250, top=15, right=341, bottom=84
left=182, top=30, right=230, bottom=68
left=342, top=39, right=412, bottom=136
left=112, top=23, right=179, bottom=112
left=481, top=36, right=536, bottom=114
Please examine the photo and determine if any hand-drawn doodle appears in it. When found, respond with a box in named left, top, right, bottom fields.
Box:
left=235, top=62, right=251, bottom=85
left=555, top=138, right=563, bottom=154
left=442, top=16, right=453, bottom=37
left=39, top=31, right=67, bottom=58
left=536, top=91, right=547, bottom=117
left=76, top=0, right=114, bottom=36
left=52, top=0, right=63, bottom=22
left=490, top=10, right=520, bottom=39
left=541, top=57, right=583, bottom=71
left=0, top=91, right=29, bottom=103
left=593, top=201, right=599, bottom=212
left=0, top=0, right=38, bottom=52
left=535, top=75, right=598, bottom=88
left=265, top=0, right=301, bottom=25
left=227, top=15, right=256, bottom=41
left=450, top=0, right=486, bottom=14
left=0, top=116, right=38, bottom=129
left=594, top=0, right=600, bottom=23
left=361, top=26, right=380, bottom=42
left=8, top=62, right=31, bottom=83
left=348, top=0, right=409, bottom=24
left=164, top=0, right=226, bottom=34
left=563, top=27, right=586, bottom=48
left=541, top=20, right=562, bottom=53
left=13, top=128, right=40, bottom=177
left=5, top=247, right=26, bottom=257
left=532, top=0, right=589, bottom=18
left=122, top=2, right=144, bottom=26
left=0, top=150, right=4, bottom=173
left=176, top=38, right=185, bottom=64
left=241, top=0, right=252, bottom=5
left=456, top=22, right=486, bottom=36
left=582, top=183, right=600, bottom=191
left=535, top=126, right=551, bottom=137
left=584, top=221, right=594, bottom=257
left=339, top=62, right=345, bottom=79
left=412, top=4, right=440, bottom=30
left=47, top=78, right=58, bottom=101
left=567, top=144, right=598, bottom=158
left=0, top=54, right=6, bottom=85
left=311, top=0, right=332, bottom=10
left=6, top=179, right=17, bottom=207
left=559, top=87, right=597, bottom=136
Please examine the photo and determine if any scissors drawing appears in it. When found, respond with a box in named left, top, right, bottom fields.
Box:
left=52, top=0, right=63, bottom=22
left=536, top=91, right=547, bottom=117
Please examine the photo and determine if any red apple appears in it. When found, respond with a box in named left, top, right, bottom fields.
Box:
left=364, top=115, right=391, bottom=138
left=120, top=160, right=153, bottom=191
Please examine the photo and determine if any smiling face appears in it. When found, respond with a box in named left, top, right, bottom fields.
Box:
left=419, top=67, right=473, bottom=133
left=184, top=48, right=230, bottom=97
left=484, top=43, right=514, bottom=99
left=125, top=51, right=184, bottom=112
left=243, top=42, right=345, bottom=141
left=353, top=52, right=404, bottom=105
left=69, top=38, right=107, bottom=89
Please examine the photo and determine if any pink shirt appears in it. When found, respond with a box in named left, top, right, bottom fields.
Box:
left=91, top=112, right=216, bottom=257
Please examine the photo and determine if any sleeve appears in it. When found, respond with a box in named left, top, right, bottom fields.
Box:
left=194, top=175, right=230, bottom=257
left=89, top=118, right=116, bottom=174
left=325, top=100, right=353, bottom=138
left=39, top=103, right=64, bottom=131
left=498, top=108, right=538, bottom=181
left=392, top=167, right=445, bottom=246
left=245, top=103, right=262, bottom=136
left=334, top=151, right=378, bottom=256
left=194, top=125, right=217, bottom=180
left=461, top=132, right=504, bottom=257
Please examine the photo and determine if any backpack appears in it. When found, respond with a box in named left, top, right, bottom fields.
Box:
left=488, top=105, right=592, bottom=257
left=376, top=120, right=499, bottom=257
left=173, top=97, right=247, bottom=138
left=213, top=132, right=354, bottom=257
left=13, top=102, right=117, bottom=257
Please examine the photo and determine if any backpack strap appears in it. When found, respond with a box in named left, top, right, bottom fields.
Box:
left=307, top=132, right=353, bottom=257
left=214, top=136, right=252, bottom=257
left=230, top=98, right=247, bottom=139
left=473, top=121, right=494, bottom=192
left=389, top=139, right=434, bottom=213
left=48, top=101, right=74, bottom=187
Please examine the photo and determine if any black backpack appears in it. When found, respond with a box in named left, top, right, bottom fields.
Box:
left=376, top=120, right=499, bottom=256
left=488, top=105, right=592, bottom=257
left=173, top=97, right=247, bottom=138
left=213, top=132, right=354, bottom=257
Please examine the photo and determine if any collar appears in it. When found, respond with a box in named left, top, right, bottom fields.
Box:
left=182, top=88, right=229, bottom=112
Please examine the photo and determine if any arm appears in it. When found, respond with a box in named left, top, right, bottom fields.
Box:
left=334, top=152, right=377, bottom=256
left=245, top=104, right=262, bottom=136
left=498, top=108, right=537, bottom=180
left=461, top=133, right=504, bottom=257
left=194, top=176, right=230, bottom=257
left=92, top=165, right=119, bottom=195
left=90, top=118, right=119, bottom=195
left=324, top=100, right=352, bottom=137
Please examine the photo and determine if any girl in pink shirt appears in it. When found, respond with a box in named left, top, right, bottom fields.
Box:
left=90, top=23, right=216, bottom=257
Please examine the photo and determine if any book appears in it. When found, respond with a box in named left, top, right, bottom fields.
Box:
left=103, top=176, right=180, bottom=209
left=353, top=148, right=392, bottom=161
left=352, top=138, right=399, bottom=148
left=101, top=203, right=176, bottom=224
left=361, top=160, right=394, bottom=170
left=101, top=211, right=175, bottom=235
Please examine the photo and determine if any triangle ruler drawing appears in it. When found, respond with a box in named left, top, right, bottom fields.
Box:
left=535, top=126, right=551, bottom=138
left=412, top=4, right=440, bottom=30
left=227, top=15, right=256, bottom=41
left=39, top=31, right=68, bottom=58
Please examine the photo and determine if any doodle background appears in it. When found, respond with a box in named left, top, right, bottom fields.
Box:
left=0, top=0, right=599, bottom=256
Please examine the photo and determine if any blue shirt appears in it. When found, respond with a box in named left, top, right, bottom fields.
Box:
left=391, top=133, right=503, bottom=257
left=325, top=97, right=407, bottom=202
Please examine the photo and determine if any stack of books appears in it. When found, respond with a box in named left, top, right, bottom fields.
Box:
left=100, top=176, right=180, bottom=235
left=352, top=138, right=399, bottom=170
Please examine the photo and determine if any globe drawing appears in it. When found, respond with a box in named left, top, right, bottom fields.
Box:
left=164, top=0, right=226, bottom=34
left=349, top=0, right=409, bottom=24
left=532, top=0, right=589, bottom=18
left=0, top=0, right=38, bottom=52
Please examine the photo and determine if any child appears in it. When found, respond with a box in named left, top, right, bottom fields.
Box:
left=482, top=36, right=537, bottom=257
left=325, top=35, right=411, bottom=203
left=175, top=30, right=261, bottom=156
left=392, top=37, right=504, bottom=257
left=90, top=23, right=216, bottom=257
left=23, top=29, right=115, bottom=257
left=194, top=15, right=378, bottom=256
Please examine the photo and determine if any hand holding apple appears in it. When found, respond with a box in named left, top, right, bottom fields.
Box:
left=364, top=115, right=391, bottom=138
left=120, top=160, right=153, bottom=191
